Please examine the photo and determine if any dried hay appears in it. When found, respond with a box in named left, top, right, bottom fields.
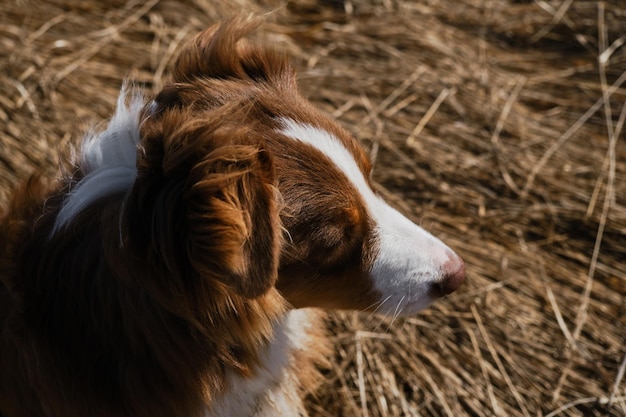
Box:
left=1, top=1, right=624, bottom=416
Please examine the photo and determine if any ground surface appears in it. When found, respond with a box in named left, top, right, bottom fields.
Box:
left=1, top=1, right=625, bottom=416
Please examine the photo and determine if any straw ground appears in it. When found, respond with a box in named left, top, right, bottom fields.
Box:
left=1, top=1, right=624, bottom=416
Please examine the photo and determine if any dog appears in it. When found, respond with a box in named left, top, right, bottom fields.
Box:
left=0, top=17, right=465, bottom=417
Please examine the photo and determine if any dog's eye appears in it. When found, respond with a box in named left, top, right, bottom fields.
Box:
left=309, top=205, right=365, bottom=270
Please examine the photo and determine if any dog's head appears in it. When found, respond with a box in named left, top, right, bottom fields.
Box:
left=134, top=16, right=464, bottom=316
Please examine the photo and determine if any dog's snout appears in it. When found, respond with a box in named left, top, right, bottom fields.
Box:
left=432, top=255, right=465, bottom=297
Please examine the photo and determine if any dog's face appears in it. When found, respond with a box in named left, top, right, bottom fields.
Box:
left=141, top=19, right=464, bottom=317
left=267, top=114, right=464, bottom=315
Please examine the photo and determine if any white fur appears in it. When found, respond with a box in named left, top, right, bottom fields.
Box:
left=52, top=87, right=143, bottom=235
left=208, top=310, right=314, bottom=416
left=279, top=118, right=455, bottom=315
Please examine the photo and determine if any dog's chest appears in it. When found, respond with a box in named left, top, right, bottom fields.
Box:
left=206, top=310, right=316, bottom=417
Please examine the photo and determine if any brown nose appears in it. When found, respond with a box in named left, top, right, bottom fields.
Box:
left=432, top=257, right=466, bottom=297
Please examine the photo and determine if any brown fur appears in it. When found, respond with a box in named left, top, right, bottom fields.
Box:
left=0, top=16, right=382, bottom=417
left=150, top=16, right=382, bottom=311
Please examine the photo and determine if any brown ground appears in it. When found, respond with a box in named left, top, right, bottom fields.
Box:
left=1, top=1, right=625, bottom=416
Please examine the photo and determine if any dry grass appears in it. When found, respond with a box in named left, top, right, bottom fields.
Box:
left=1, top=1, right=625, bottom=416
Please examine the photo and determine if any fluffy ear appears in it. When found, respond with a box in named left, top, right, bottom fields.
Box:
left=170, top=15, right=296, bottom=88
left=130, top=116, right=281, bottom=299
left=184, top=141, right=281, bottom=298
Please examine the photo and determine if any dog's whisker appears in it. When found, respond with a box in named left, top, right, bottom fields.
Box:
left=387, top=296, right=406, bottom=329
left=363, top=295, right=392, bottom=315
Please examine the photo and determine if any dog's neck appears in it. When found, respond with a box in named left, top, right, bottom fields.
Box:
left=207, top=309, right=325, bottom=416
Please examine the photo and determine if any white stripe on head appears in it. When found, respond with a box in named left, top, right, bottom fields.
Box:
left=278, top=117, right=456, bottom=315
left=52, top=85, right=143, bottom=235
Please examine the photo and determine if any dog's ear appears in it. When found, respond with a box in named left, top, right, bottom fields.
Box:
left=130, top=116, right=281, bottom=299
left=184, top=139, right=281, bottom=298
left=126, top=17, right=290, bottom=301
left=170, top=15, right=296, bottom=88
